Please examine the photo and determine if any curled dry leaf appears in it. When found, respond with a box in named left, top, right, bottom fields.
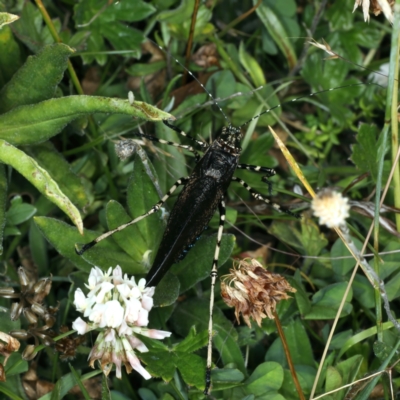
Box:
left=0, top=331, right=20, bottom=381
left=0, top=331, right=20, bottom=365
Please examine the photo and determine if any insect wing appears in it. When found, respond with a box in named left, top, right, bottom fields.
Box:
left=146, top=147, right=238, bottom=287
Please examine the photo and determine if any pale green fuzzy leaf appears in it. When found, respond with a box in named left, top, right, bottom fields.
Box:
left=0, top=96, right=174, bottom=145
left=0, top=12, right=19, bottom=28
left=0, top=140, right=83, bottom=233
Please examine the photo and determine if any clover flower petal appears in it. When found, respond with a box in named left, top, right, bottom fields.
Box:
left=72, top=265, right=171, bottom=381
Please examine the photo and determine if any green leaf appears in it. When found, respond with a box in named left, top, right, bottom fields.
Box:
left=384, top=270, right=400, bottom=301
left=139, top=327, right=208, bottom=390
left=23, top=142, right=89, bottom=209
left=288, top=277, right=312, bottom=316
left=0, top=12, right=19, bottom=28
left=331, top=237, right=364, bottom=276
left=0, top=164, right=7, bottom=255
left=350, top=124, right=379, bottom=180
left=29, top=220, right=49, bottom=275
left=175, top=327, right=208, bottom=353
left=3, top=353, right=28, bottom=377
left=305, top=282, right=353, bottom=319
left=0, top=26, right=22, bottom=88
left=34, top=216, right=102, bottom=272
left=336, top=355, right=363, bottom=395
left=325, top=366, right=342, bottom=394
left=11, top=2, right=48, bottom=53
left=238, top=42, right=266, bottom=87
left=69, top=364, right=91, bottom=400
left=0, top=141, right=82, bottom=232
left=39, top=372, right=80, bottom=400
left=153, top=272, right=180, bottom=307
left=106, top=200, right=150, bottom=264
left=126, top=61, right=166, bottom=77
left=172, top=233, right=235, bottom=293
left=244, top=362, right=284, bottom=395
left=265, top=319, right=314, bottom=368
left=152, top=121, right=189, bottom=194
left=6, top=196, right=36, bottom=225
left=255, top=0, right=297, bottom=69
left=175, top=353, right=206, bottom=388
left=126, top=154, right=165, bottom=255
left=157, top=0, right=196, bottom=23
left=231, top=83, right=281, bottom=128
left=0, top=43, right=73, bottom=114
left=74, top=0, right=154, bottom=64
left=379, top=241, right=400, bottom=280
left=353, top=275, right=375, bottom=308
left=0, top=378, right=25, bottom=400
left=281, top=366, right=316, bottom=398
left=269, top=219, right=328, bottom=256
left=0, top=96, right=174, bottom=146
left=210, top=368, right=245, bottom=389
left=170, top=299, right=246, bottom=375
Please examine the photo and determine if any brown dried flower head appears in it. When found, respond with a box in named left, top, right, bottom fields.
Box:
left=353, top=0, right=394, bottom=23
left=221, top=259, right=296, bottom=328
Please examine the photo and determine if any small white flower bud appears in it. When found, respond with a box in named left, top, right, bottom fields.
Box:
left=311, top=189, right=350, bottom=228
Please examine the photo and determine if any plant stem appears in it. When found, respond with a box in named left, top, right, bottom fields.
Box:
left=273, top=311, right=305, bottom=400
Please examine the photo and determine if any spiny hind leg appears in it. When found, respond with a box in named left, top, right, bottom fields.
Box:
left=75, top=177, right=189, bottom=255
left=204, top=197, right=227, bottom=395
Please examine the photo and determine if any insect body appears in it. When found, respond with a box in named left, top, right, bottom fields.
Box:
left=146, top=125, right=242, bottom=287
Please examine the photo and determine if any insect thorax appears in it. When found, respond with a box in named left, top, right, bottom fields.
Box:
left=215, top=125, right=243, bottom=156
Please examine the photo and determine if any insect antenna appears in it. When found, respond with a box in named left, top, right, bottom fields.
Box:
left=150, top=39, right=231, bottom=124
left=237, top=82, right=381, bottom=129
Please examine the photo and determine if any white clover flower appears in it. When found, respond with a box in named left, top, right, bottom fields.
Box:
left=311, top=189, right=350, bottom=228
left=74, top=288, right=88, bottom=312
left=72, top=265, right=171, bottom=380
left=72, top=317, right=90, bottom=335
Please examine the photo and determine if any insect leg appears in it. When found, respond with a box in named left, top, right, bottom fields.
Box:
left=231, top=177, right=299, bottom=218
left=237, top=164, right=276, bottom=178
left=237, top=164, right=276, bottom=195
left=163, top=120, right=209, bottom=149
left=75, top=177, right=189, bottom=255
left=133, top=132, right=201, bottom=161
left=204, top=197, right=226, bottom=395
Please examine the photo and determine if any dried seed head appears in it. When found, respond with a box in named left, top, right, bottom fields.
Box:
left=10, top=302, right=23, bottom=321
left=55, top=326, right=85, bottom=361
left=311, top=189, right=350, bottom=228
left=17, top=267, right=30, bottom=288
left=24, top=309, right=38, bottom=325
left=22, top=344, right=38, bottom=361
left=221, top=259, right=296, bottom=328
left=9, top=330, right=31, bottom=340
left=0, top=287, right=16, bottom=297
